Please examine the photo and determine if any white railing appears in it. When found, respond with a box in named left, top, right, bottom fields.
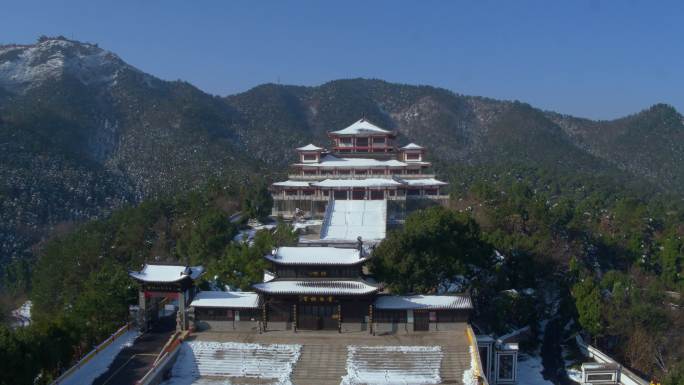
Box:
left=273, top=194, right=328, bottom=201
left=287, top=174, right=437, bottom=180
left=406, top=194, right=450, bottom=200
left=319, top=197, right=335, bottom=239
left=575, top=335, right=649, bottom=385
left=136, top=330, right=190, bottom=385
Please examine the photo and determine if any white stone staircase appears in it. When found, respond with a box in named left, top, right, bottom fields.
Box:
left=340, top=345, right=443, bottom=385
left=168, top=341, right=301, bottom=384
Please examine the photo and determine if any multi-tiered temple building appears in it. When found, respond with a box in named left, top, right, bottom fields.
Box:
left=125, top=118, right=519, bottom=385
left=271, top=119, right=449, bottom=218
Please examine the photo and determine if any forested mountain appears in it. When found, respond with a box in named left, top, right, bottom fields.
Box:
left=1, top=36, right=683, bottom=385
left=1, top=35, right=683, bottom=267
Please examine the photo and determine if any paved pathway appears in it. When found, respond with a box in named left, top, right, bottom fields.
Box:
left=92, top=316, right=175, bottom=385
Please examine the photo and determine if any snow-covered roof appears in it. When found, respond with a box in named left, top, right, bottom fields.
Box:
left=190, top=291, right=260, bottom=308
left=266, top=246, right=368, bottom=265
left=253, top=280, right=378, bottom=295
left=401, top=143, right=424, bottom=150
left=476, top=335, right=496, bottom=343
left=321, top=200, right=387, bottom=241
left=330, top=119, right=391, bottom=135
left=129, top=264, right=204, bottom=283
left=399, top=178, right=448, bottom=186
left=263, top=270, right=276, bottom=283
left=296, top=154, right=407, bottom=168
left=296, top=144, right=324, bottom=151
left=373, top=295, right=472, bottom=310
left=581, top=362, right=619, bottom=370
left=313, top=178, right=402, bottom=188
left=272, top=180, right=312, bottom=187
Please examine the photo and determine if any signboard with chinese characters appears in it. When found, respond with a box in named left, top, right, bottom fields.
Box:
left=145, top=291, right=179, bottom=299
left=299, top=296, right=336, bottom=303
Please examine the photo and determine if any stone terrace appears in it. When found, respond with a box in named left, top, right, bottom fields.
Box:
left=185, top=325, right=472, bottom=385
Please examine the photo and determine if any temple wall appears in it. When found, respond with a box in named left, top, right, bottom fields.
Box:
left=272, top=199, right=327, bottom=218
left=265, top=321, right=293, bottom=331
left=194, top=320, right=259, bottom=332
left=373, top=321, right=464, bottom=334
left=430, top=322, right=463, bottom=331
left=374, top=322, right=409, bottom=335
left=340, top=322, right=366, bottom=333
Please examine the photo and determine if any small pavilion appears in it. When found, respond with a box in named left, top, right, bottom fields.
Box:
left=129, top=264, right=204, bottom=331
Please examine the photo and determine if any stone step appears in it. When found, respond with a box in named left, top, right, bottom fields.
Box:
left=291, top=344, right=348, bottom=385
left=290, top=343, right=471, bottom=385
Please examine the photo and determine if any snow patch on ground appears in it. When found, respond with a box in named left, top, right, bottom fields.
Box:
left=293, top=219, right=322, bottom=231
left=234, top=220, right=280, bottom=245
left=163, top=341, right=301, bottom=385
left=233, top=229, right=257, bottom=244
left=516, top=354, right=553, bottom=385
left=59, top=330, right=139, bottom=385
left=461, top=345, right=478, bottom=385
left=10, top=300, right=31, bottom=328
left=340, top=345, right=442, bottom=385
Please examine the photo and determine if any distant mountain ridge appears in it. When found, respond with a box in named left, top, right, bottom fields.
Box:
left=1, top=36, right=683, bottom=262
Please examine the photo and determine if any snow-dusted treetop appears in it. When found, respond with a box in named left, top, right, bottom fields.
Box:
left=330, top=118, right=391, bottom=135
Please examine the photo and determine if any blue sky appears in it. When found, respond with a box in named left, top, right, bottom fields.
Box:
left=1, top=1, right=682, bottom=119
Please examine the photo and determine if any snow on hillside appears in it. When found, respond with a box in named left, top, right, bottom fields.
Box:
left=10, top=300, right=31, bottom=328
left=0, top=37, right=137, bottom=92
left=163, top=341, right=301, bottom=385
left=340, top=345, right=443, bottom=385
